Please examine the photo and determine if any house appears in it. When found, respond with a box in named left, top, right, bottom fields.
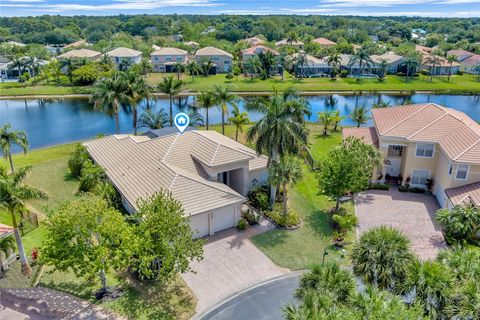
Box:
left=244, top=37, right=265, bottom=47
left=152, top=44, right=162, bottom=51
left=150, top=47, right=188, bottom=72
left=64, top=39, right=91, bottom=49
left=343, top=103, right=480, bottom=209
left=312, top=37, right=336, bottom=48
left=105, top=47, right=143, bottom=69
left=289, top=53, right=332, bottom=77
left=57, top=49, right=101, bottom=61
left=411, top=29, right=427, bottom=40
left=415, top=45, right=433, bottom=55
left=201, top=26, right=216, bottom=35
left=0, top=223, right=16, bottom=270
left=83, top=129, right=268, bottom=238
left=195, top=46, right=233, bottom=74
left=421, top=54, right=460, bottom=75
left=459, top=54, right=480, bottom=74
left=241, top=45, right=278, bottom=61
left=184, top=41, right=199, bottom=49
left=275, top=39, right=304, bottom=49
left=340, top=54, right=379, bottom=76
left=5, top=41, right=25, bottom=47
left=371, top=52, right=405, bottom=74
left=447, top=49, right=475, bottom=62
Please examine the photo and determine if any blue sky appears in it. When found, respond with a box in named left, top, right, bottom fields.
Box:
left=1, top=0, right=479, bottom=17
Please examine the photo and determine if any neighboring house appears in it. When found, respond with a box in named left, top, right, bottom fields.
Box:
left=241, top=45, right=278, bottom=61
left=421, top=54, right=461, bottom=75
left=448, top=49, right=480, bottom=74
left=184, top=41, right=199, bottom=49
left=371, top=52, right=405, bottom=74
left=275, top=39, right=304, bottom=49
left=411, top=29, right=427, bottom=40
left=244, top=37, right=265, bottom=47
left=105, top=47, right=143, bottom=69
left=83, top=129, right=268, bottom=238
left=57, top=49, right=101, bottom=61
left=340, top=54, right=379, bottom=76
left=150, top=47, right=188, bottom=72
left=447, top=49, right=475, bottom=62
left=311, top=37, right=336, bottom=48
left=201, top=26, right=216, bottom=35
left=289, top=53, right=332, bottom=77
left=0, top=223, right=16, bottom=270
left=195, top=46, right=233, bottom=73
left=64, top=39, right=91, bottom=49
left=152, top=44, right=162, bottom=51
left=415, top=45, right=434, bottom=55
left=343, top=103, right=480, bottom=209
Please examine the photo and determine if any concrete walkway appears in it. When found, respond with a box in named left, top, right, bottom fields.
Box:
left=182, top=218, right=289, bottom=314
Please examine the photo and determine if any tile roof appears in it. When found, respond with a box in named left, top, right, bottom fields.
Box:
left=447, top=49, right=475, bottom=61
left=64, top=39, right=90, bottom=49
left=58, top=49, right=101, bottom=59
left=289, top=53, right=330, bottom=67
left=106, top=47, right=142, bottom=58
left=0, top=223, right=13, bottom=238
left=372, top=103, right=480, bottom=163
left=461, top=54, right=480, bottom=65
left=342, top=127, right=379, bottom=147
left=445, top=182, right=480, bottom=208
left=312, top=38, right=336, bottom=46
left=275, top=39, right=304, bottom=46
left=151, top=47, right=188, bottom=56
left=195, top=46, right=233, bottom=58
left=83, top=130, right=267, bottom=215
left=241, top=45, right=279, bottom=56
left=371, top=52, right=405, bottom=64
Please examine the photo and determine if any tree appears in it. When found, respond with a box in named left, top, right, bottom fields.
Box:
left=129, top=191, right=204, bottom=281
left=60, top=57, right=77, bottom=83
left=473, top=63, right=480, bottom=81
left=348, top=48, right=374, bottom=78
left=228, top=105, right=249, bottom=141
left=268, top=156, right=302, bottom=217
left=327, top=53, right=341, bottom=80
left=213, top=85, right=239, bottom=135
left=350, top=105, right=370, bottom=127
left=199, top=57, right=214, bottom=77
left=446, top=54, right=458, bottom=81
left=425, top=53, right=441, bottom=82
left=351, top=226, right=414, bottom=291
left=172, top=61, right=184, bottom=80
left=245, top=56, right=262, bottom=79
left=138, top=109, right=169, bottom=130
left=377, top=58, right=389, bottom=80
left=157, top=75, right=183, bottom=127
left=317, top=110, right=335, bottom=135
left=436, top=204, right=480, bottom=245
left=331, top=110, right=346, bottom=131
left=185, top=60, right=201, bottom=82
left=293, top=52, right=308, bottom=78
left=403, top=53, right=421, bottom=80
left=277, top=52, right=288, bottom=80
left=196, top=90, right=216, bottom=130
left=318, top=137, right=381, bottom=210
left=246, top=92, right=309, bottom=205
left=41, top=194, right=134, bottom=297
left=45, top=59, right=62, bottom=83
left=187, top=109, right=205, bottom=126
left=258, top=51, right=276, bottom=79
left=0, top=123, right=29, bottom=173
left=118, top=58, right=132, bottom=71
left=72, top=64, right=99, bottom=85
left=0, top=166, right=47, bottom=276
left=90, top=73, right=130, bottom=134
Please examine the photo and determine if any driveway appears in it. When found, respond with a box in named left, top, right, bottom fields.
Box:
left=182, top=218, right=289, bottom=313
left=355, top=189, right=447, bottom=260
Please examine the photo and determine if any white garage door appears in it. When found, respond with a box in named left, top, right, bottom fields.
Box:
left=190, top=213, right=210, bottom=238
left=435, top=184, right=446, bottom=208
left=213, top=205, right=236, bottom=233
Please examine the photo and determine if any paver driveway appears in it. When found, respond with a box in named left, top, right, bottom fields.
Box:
left=355, top=189, right=447, bottom=260
left=181, top=219, right=289, bottom=314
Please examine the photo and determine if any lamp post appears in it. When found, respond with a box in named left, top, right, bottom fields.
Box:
left=322, top=248, right=329, bottom=265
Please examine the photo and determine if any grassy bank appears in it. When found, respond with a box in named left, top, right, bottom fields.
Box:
left=1, top=74, right=479, bottom=97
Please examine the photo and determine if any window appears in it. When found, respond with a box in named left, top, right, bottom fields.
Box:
left=411, top=169, right=429, bottom=186
left=387, top=145, right=403, bottom=157
left=416, top=143, right=434, bottom=158
left=456, top=164, right=469, bottom=180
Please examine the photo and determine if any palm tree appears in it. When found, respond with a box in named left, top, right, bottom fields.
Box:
left=138, top=109, right=169, bottom=129
left=199, top=57, right=214, bottom=77
left=349, top=48, right=374, bottom=78
left=373, top=100, right=390, bottom=108
left=0, top=236, right=15, bottom=277
left=258, top=51, right=276, bottom=79
left=286, top=31, right=299, bottom=46
left=157, top=75, right=183, bottom=127
left=185, top=60, right=201, bottom=82
left=118, top=58, right=132, bottom=72
left=351, top=226, right=414, bottom=291
left=0, top=166, right=47, bottom=276
left=331, top=110, right=345, bottom=131
left=0, top=124, right=29, bottom=173
left=246, top=93, right=309, bottom=205
left=245, top=56, right=262, bottom=80
left=277, top=52, right=289, bottom=80
left=133, top=75, right=156, bottom=109
left=294, top=52, right=309, bottom=78
left=268, top=156, right=302, bottom=217
left=350, top=105, right=370, bottom=127
left=90, top=74, right=130, bottom=134
left=137, top=58, right=152, bottom=76
left=473, top=63, right=480, bottom=81
left=446, top=54, right=457, bottom=81
left=327, top=53, right=341, bottom=79
left=172, top=62, right=184, bottom=80
left=425, top=53, right=441, bottom=82
left=317, top=110, right=335, bottom=135
left=124, top=71, right=146, bottom=135
left=60, top=57, right=76, bottom=83
left=196, top=90, right=216, bottom=130
left=213, top=85, right=239, bottom=135
left=187, top=109, right=204, bottom=126
left=377, top=58, right=389, bottom=80
left=228, top=105, right=249, bottom=141
left=403, top=53, right=420, bottom=80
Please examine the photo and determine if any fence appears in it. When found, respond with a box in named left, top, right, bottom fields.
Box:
left=301, top=147, right=318, bottom=171
left=18, top=211, right=39, bottom=236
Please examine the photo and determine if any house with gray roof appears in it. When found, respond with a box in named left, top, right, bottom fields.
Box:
left=83, top=129, right=268, bottom=238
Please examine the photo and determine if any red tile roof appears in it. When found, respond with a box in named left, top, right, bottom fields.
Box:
left=312, top=37, right=336, bottom=46
left=445, top=182, right=480, bottom=207
left=342, top=127, right=379, bottom=147
left=241, top=45, right=278, bottom=56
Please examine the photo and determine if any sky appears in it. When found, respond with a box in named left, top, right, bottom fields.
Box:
left=1, top=0, right=479, bottom=17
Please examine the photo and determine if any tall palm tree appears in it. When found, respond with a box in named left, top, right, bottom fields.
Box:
left=331, top=110, right=346, bottom=131
left=446, top=54, right=457, bottom=82
left=60, top=57, right=76, bottom=83
left=350, top=105, right=370, bottom=127
left=157, top=75, right=183, bottom=127
left=138, top=109, right=169, bottom=129
left=172, top=62, right=184, bottom=80
left=213, top=85, right=239, bottom=135
left=133, top=75, right=156, bottom=109
left=349, top=48, right=374, bottom=78
left=196, top=90, right=216, bottom=130
left=199, top=57, right=214, bottom=77
left=403, top=53, right=420, bottom=80
left=268, top=156, right=302, bottom=216
left=90, top=73, right=130, bottom=134
left=246, top=92, right=309, bottom=205
left=377, top=58, right=389, bottom=80
left=286, top=31, right=299, bottom=46
left=327, top=53, right=341, bottom=79
left=245, top=56, right=262, bottom=80
left=185, top=60, right=201, bottom=82
left=118, top=58, right=132, bottom=72
left=0, top=166, right=47, bottom=276
left=228, top=105, right=249, bottom=141
left=0, top=124, right=29, bottom=173
left=187, top=109, right=204, bottom=127
left=277, top=52, right=289, bottom=80
left=317, top=110, right=335, bottom=135
left=425, top=53, right=441, bottom=82
left=124, top=71, right=146, bottom=135
left=258, top=51, right=276, bottom=79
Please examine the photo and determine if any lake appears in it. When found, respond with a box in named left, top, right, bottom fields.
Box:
left=1, top=94, right=480, bottom=150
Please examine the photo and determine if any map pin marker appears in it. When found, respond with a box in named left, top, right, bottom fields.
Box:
left=174, top=112, right=190, bottom=134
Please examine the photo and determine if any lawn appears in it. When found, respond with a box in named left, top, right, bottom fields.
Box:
left=251, top=128, right=354, bottom=270
left=2, top=73, right=479, bottom=96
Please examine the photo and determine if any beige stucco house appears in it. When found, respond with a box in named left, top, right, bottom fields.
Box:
left=311, top=37, right=336, bottom=48
left=57, top=49, right=101, bottom=61
left=195, top=46, right=233, bottom=73
left=343, top=103, right=480, bottom=209
left=150, top=47, right=188, bottom=72
left=83, top=128, right=268, bottom=238
left=106, top=47, right=143, bottom=69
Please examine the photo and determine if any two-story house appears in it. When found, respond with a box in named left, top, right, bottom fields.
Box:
left=343, top=103, right=480, bottom=209
left=150, top=47, right=188, bottom=72
left=194, top=47, right=233, bottom=74
left=105, top=47, right=143, bottom=69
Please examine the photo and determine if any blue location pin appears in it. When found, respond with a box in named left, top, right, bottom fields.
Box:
left=174, top=112, right=190, bottom=134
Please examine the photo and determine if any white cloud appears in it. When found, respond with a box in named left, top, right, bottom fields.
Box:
left=319, top=0, right=479, bottom=7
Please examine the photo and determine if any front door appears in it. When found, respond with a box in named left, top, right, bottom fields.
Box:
left=386, top=145, right=404, bottom=177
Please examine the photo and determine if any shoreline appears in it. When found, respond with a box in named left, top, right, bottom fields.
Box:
left=1, top=90, right=479, bottom=100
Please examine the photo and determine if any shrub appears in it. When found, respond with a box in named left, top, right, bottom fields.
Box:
left=340, top=70, right=349, bottom=78
left=237, top=218, right=248, bottom=231
left=247, top=186, right=270, bottom=211
left=436, top=204, right=480, bottom=245
left=225, top=72, right=234, bottom=81
left=72, top=64, right=99, bottom=85
left=398, top=185, right=408, bottom=192
left=265, top=205, right=300, bottom=228
left=332, top=212, right=358, bottom=234
left=241, top=209, right=259, bottom=226
left=421, top=69, right=430, bottom=76
left=369, top=183, right=390, bottom=190
left=68, top=143, right=90, bottom=178
left=409, top=187, right=426, bottom=194
left=78, top=161, right=105, bottom=192
left=456, top=70, right=464, bottom=75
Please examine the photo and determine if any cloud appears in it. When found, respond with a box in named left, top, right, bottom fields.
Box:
left=319, top=0, right=479, bottom=7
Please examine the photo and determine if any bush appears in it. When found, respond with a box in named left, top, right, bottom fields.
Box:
left=237, top=218, right=248, bottom=231
left=456, top=70, right=464, bottom=75
left=225, top=72, right=234, bottom=81
left=436, top=204, right=480, bottom=245
left=247, top=186, right=270, bottom=211
left=420, top=69, right=430, bottom=76
left=398, top=185, right=408, bottom=192
left=409, top=187, right=426, bottom=194
left=369, top=183, right=390, bottom=190
left=265, top=205, right=300, bottom=228
left=340, top=70, right=349, bottom=78
left=72, top=64, right=99, bottom=85
left=241, top=209, right=259, bottom=226
left=68, top=143, right=90, bottom=178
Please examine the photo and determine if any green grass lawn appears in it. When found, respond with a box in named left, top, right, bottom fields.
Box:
left=251, top=128, right=354, bottom=270
left=2, top=73, right=479, bottom=96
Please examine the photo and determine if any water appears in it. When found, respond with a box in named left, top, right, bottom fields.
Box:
left=1, top=94, right=479, bottom=150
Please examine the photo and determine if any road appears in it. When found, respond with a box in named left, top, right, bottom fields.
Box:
left=197, top=272, right=301, bottom=320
